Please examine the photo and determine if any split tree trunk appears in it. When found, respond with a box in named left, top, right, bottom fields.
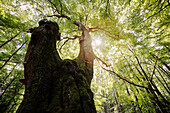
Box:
left=16, top=19, right=96, bottom=113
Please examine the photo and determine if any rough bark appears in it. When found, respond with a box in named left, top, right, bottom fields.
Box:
left=17, top=19, right=96, bottom=113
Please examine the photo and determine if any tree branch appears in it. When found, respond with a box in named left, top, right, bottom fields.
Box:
left=47, top=0, right=71, bottom=20
left=59, top=0, right=63, bottom=14
left=145, top=3, right=170, bottom=21
left=88, top=27, right=119, bottom=39
left=47, top=0, right=60, bottom=13
left=101, top=66, right=156, bottom=91
left=128, top=48, right=149, bottom=81
left=0, top=33, right=20, bottom=49
left=47, top=14, right=71, bottom=20
left=74, top=21, right=87, bottom=31
left=0, top=41, right=27, bottom=70
left=150, top=55, right=158, bottom=81
left=58, top=36, right=79, bottom=54
left=0, top=77, right=16, bottom=99
left=0, top=64, right=17, bottom=88
left=95, top=55, right=110, bottom=67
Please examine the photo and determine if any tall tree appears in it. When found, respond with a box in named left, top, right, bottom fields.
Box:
left=0, top=0, right=169, bottom=112
left=16, top=19, right=96, bottom=113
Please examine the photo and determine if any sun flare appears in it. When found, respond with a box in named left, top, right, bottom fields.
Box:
left=96, top=39, right=102, bottom=45
left=92, top=39, right=102, bottom=46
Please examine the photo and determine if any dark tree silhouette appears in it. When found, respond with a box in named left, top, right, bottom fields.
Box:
left=16, top=19, right=96, bottom=113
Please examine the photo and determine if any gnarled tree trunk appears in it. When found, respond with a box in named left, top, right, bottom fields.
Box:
left=16, top=19, right=96, bottom=113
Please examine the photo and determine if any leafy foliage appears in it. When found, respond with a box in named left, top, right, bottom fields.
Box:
left=0, top=0, right=169, bottom=112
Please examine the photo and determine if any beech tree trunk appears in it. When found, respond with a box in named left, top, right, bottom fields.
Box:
left=16, top=19, right=96, bottom=113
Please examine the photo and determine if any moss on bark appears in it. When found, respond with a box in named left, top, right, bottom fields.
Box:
left=17, top=19, right=96, bottom=113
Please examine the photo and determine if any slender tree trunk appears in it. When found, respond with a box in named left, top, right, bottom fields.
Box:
left=134, top=56, right=169, bottom=113
left=16, top=19, right=96, bottom=113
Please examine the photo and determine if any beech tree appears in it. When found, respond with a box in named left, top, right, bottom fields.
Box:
left=0, top=0, right=169, bottom=113
left=16, top=19, right=96, bottom=112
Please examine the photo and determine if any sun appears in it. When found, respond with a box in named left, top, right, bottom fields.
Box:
left=95, top=39, right=102, bottom=45
left=92, top=39, right=102, bottom=47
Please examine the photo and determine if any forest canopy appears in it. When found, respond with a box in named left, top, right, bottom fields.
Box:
left=0, top=0, right=169, bottom=112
